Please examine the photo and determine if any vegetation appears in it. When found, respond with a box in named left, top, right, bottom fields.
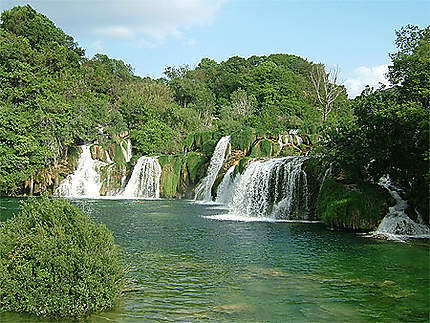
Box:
left=320, top=24, right=430, bottom=222
left=0, top=197, right=124, bottom=319
left=0, top=5, right=428, bottom=226
left=317, top=178, right=390, bottom=230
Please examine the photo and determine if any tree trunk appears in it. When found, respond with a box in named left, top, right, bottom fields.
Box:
left=29, top=175, right=34, bottom=196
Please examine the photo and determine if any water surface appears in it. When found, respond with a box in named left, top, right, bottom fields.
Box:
left=0, top=198, right=428, bottom=322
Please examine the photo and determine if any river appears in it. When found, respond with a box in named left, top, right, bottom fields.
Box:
left=0, top=198, right=428, bottom=322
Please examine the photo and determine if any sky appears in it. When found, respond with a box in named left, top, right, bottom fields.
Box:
left=0, top=0, right=429, bottom=97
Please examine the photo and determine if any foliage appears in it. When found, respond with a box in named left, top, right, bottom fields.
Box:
left=230, top=127, right=256, bottom=153
left=0, top=197, right=124, bottom=319
left=317, top=178, right=389, bottom=231
left=319, top=24, right=430, bottom=218
left=250, top=139, right=273, bottom=158
left=131, top=120, right=178, bottom=156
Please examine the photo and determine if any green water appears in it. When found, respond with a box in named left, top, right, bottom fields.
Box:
left=0, top=198, right=429, bottom=322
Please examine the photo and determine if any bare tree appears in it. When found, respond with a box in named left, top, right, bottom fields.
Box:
left=310, top=64, right=343, bottom=121
left=230, top=88, right=254, bottom=119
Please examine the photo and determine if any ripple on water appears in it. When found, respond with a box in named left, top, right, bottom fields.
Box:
left=0, top=198, right=428, bottom=322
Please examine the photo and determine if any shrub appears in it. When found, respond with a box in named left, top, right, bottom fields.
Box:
left=230, top=127, right=256, bottom=153
left=0, top=197, right=124, bottom=320
left=317, top=178, right=390, bottom=231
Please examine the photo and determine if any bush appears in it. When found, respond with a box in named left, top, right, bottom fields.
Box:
left=230, top=127, right=256, bottom=153
left=0, top=197, right=124, bottom=320
left=317, top=178, right=390, bottom=231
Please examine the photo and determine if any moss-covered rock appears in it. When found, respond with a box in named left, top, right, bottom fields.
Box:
left=317, top=178, right=391, bottom=231
left=25, top=146, right=83, bottom=196
left=250, top=139, right=273, bottom=158
left=90, top=144, right=110, bottom=163
left=184, top=131, right=219, bottom=152
left=158, top=153, right=210, bottom=198
left=278, top=145, right=303, bottom=157
left=100, top=162, right=130, bottom=196
left=185, top=152, right=208, bottom=184
left=158, top=155, right=185, bottom=198
left=301, top=158, right=325, bottom=217
left=233, top=156, right=253, bottom=176
left=231, top=127, right=256, bottom=154
left=201, top=139, right=216, bottom=157
left=105, top=142, right=125, bottom=163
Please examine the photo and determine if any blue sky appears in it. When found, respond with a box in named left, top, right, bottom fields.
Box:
left=1, top=0, right=429, bottom=97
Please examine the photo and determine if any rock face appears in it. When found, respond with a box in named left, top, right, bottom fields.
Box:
left=90, top=139, right=132, bottom=196
left=25, top=146, right=82, bottom=196
left=100, top=163, right=129, bottom=196
left=158, top=153, right=209, bottom=198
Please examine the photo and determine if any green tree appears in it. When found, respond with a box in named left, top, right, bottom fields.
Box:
left=321, top=24, right=430, bottom=219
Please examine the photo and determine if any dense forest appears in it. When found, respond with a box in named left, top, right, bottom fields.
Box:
left=0, top=5, right=428, bottom=224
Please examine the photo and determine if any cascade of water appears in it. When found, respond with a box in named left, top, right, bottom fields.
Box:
left=195, top=136, right=231, bottom=201
left=278, top=129, right=303, bottom=153
left=127, top=139, right=132, bottom=162
left=226, top=156, right=309, bottom=219
left=56, top=145, right=105, bottom=198
left=319, top=164, right=333, bottom=194
left=278, top=136, right=285, bottom=152
left=120, top=138, right=132, bottom=163
left=374, top=175, right=430, bottom=239
left=102, top=164, right=128, bottom=196
left=121, top=156, right=161, bottom=198
left=105, top=151, right=113, bottom=164
left=215, top=165, right=237, bottom=205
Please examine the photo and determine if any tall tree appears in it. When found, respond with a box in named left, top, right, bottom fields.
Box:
left=309, top=64, right=343, bottom=121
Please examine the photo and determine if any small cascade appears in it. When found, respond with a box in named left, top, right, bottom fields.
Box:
left=215, top=165, right=237, bottom=205
left=225, top=156, right=309, bottom=220
left=278, top=129, right=303, bottom=152
left=102, top=163, right=128, bottom=196
left=121, top=156, right=161, bottom=198
left=195, top=136, right=231, bottom=201
left=374, top=176, right=430, bottom=240
left=319, top=163, right=333, bottom=194
left=56, top=145, right=105, bottom=198
left=120, top=138, right=132, bottom=163
left=105, top=151, right=113, bottom=164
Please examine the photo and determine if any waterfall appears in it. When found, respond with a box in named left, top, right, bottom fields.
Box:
left=319, top=163, right=333, bottom=194
left=216, top=156, right=309, bottom=220
left=120, top=138, right=132, bottom=163
left=121, top=156, right=161, bottom=198
left=215, top=165, right=237, bottom=205
left=127, top=139, right=132, bottom=162
left=56, top=145, right=105, bottom=198
left=373, top=176, right=430, bottom=239
left=105, top=151, right=113, bottom=164
left=102, top=163, right=128, bottom=196
left=278, top=129, right=303, bottom=153
left=195, top=136, right=231, bottom=201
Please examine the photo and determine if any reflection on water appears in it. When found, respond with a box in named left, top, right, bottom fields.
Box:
left=0, top=198, right=428, bottom=322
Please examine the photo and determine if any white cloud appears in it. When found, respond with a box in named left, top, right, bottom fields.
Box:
left=345, top=64, right=390, bottom=98
left=93, top=26, right=135, bottom=39
left=90, top=40, right=104, bottom=52
left=184, top=39, right=197, bottom=46
left=1, top=0, right=228, bottom=44
left=137, top=38, right=157, bottom=49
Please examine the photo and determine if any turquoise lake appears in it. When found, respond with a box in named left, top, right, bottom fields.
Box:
left=0, top=198, right=429, bottom=322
